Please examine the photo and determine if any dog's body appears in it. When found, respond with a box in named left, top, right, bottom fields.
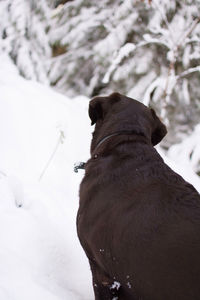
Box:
left=77, top=93, right=200, bottom=300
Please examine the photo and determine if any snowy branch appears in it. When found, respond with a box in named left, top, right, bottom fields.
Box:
left=177, top=66, right=200, bottom=79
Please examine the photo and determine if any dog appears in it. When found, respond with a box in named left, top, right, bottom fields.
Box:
left=77, top=92, right=200, bottom=300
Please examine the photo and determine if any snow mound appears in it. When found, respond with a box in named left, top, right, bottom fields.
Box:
left=0, top=54, right=93, bottom=300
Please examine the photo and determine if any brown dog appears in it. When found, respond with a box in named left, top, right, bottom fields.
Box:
left=77, top=92, right=200, bottom=300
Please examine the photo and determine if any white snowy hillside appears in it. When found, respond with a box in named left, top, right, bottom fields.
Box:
left=0, top=55, right=93, bottom=300
left=0, top=54, right=200, bottom=300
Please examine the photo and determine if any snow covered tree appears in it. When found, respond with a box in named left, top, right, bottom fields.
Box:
left=49, top=0, right=200, bottom=149
left=0, top=0, right=51, bottom=83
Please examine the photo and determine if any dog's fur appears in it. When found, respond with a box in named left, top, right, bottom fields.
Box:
left=77, top=93, right=200, bottom=300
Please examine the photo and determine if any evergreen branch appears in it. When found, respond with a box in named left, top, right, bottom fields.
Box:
left=103, top=40, right=169, bottom=84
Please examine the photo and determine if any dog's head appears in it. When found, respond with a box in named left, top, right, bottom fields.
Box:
left=89, top=92, right=167, bottom=152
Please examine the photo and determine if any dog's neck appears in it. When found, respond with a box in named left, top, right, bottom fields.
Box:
left=92, top=130, right=149, bottom=158
left=74, top=132, right=149, bottom=173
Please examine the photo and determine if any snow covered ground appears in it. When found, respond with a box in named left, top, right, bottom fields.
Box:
left=0, top=55, right=93, bottom=300
left=0, top=54, right=199, bottom=300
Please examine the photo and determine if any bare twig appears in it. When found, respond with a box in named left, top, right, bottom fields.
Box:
left=38, top=130, right=65, bottom=182
left=152, top=0, right=175, bottom=46
left=151, top=1, right=200, bottom=118
left=163, top=61, right=175, bottom=99
left=175, top=17, right=200, bottom=52
left=163, top=16, right=200, bottom=115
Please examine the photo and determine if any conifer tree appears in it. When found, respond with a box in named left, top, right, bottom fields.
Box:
left=0, top=0, right=51, bottom=83
left=49, top=0, right=200, bottom=149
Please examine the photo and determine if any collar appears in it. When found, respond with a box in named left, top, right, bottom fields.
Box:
left=74, top=130, right=146, bottom=173
left=74, top=133, right=122, bottom=173
left=94, top=130, right=145, bottom=152
left=95, top=132, right=121, bottom=151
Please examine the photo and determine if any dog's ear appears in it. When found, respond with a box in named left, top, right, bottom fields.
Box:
left=89, top=99, right=103, bottom=125
left=150, top=109, right=167, bottom=146
left=89, top=93, right=121, bottom=125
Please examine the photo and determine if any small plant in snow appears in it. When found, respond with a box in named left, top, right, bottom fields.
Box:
left=39, top=129, right=65, bottom=181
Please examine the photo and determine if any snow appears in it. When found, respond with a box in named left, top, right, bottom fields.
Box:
left=0, top=54, right=93, bottom=300
left=158, top=147, right=200, bottom=193
left=102, top=43, right=136, bottom=84
left=166, top=124, right=200, bottom=179
left=0, top=54, right=200, bottom=300
left=127, top=282, right=131, bottom=289
left=110, top=281, right=120, bottom=291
